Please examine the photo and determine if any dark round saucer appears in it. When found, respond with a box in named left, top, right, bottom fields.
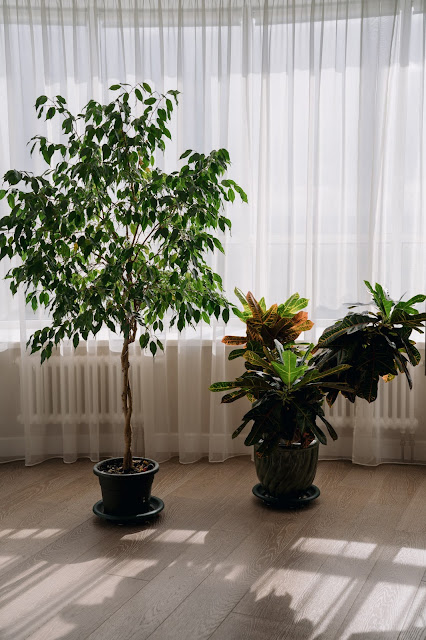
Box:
left=252, top=483, right=320, bottom=508
left=93, top=496, right=164, bottom=523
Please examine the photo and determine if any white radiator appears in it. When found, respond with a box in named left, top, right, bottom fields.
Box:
left=17, top=350, right=421, bottom=464
left=324, top=377, right=417, bottom=430
left=323, top=374, right=419, bottom=463
left=19, top=354, right=146, bottom=426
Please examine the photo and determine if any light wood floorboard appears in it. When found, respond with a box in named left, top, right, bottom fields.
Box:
left=1, top=457, right=425, bottom=640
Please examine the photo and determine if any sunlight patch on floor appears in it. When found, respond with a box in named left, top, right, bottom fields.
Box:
left=0, top=528, right=64, bottom=540
left=110, top=558, right=158, bottom=577
left=154, top=529, right=207, bottom=544
left=393, top=546, right=426, bottom=567
left=0, top=555, right=18, bottom=571
left=338, top=582, right=418, bottom=638
left=121, top=528, right=157, bottom=542
left=251, top=568, right=319, bottom=600
left=7, top=529, right=40, bottom=539
left=297, top=575, right=358, bottom=638
left=401, top=581, right=426, bottom=632
left=24, top=618, right=75, bottom=640
left=0, top=529, right=14, bottom=538
left=75, top=574, right=131, bottom=605
left=223, top=565, right=245, bottom=582
left=291, top=537, right=376, bottom=559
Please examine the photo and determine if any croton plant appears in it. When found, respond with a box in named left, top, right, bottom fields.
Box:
left=210, top=283, right=426, bottom=454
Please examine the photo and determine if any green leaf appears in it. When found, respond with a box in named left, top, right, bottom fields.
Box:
left=317, top=413, right=338, bottom=441
left=364, top=280, right=375, bottom=296
left=234, top=184, right=248, bottom=203
left=209, top=381, right=240, bottom=392
left=400, top=337, right=421, bottom=366
left=277, top=294, right=309, bottom=317
left=258, top=297, right=267, bottom=313
left=228, top=348, right=246, bottom=361
left=404, top=294, right=426, bottom=307
left=109, top=84, right=121, bottom=90
left=244, top=350, right=267, bottom=369
left=139, top=333, right=150, bottom=349
left=73, top=334, right=79, bottom=349
left=293, top=364, right=351, bottom=389
left=234, top=287, right=251, bottom=313
left=5, top=170, right=22, bottom=185
left=221, top=390, right=247, bottom=403
left=142, top=82, right=152, bottom=93
left=308, top=422, right=327, bottom=445
left=150, top=341, right=157, bottom=356
left=315, top=314, right=372, bottom=349
left=35, top=95, right=48, bottom=108
left=272, top=350, right=305, bottom=386
left=232, top=418, right=251, bottom=439
left=389, top=309, right=426, bottom=329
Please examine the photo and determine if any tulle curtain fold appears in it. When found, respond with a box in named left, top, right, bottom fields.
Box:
left=0, top=0, right=425, bottom=465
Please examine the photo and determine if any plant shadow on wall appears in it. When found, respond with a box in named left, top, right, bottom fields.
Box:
left=210, top=284, right=426, bottom=505
left=0, top=82, right=247, bottom=521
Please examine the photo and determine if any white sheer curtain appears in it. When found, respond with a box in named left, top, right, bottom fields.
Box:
left=0, top=0, right=425, bottom=466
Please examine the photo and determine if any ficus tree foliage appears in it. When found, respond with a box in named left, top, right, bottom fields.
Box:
left=0, top=82, right=246, bottom=471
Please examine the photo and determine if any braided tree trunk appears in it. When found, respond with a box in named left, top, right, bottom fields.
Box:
left=121, top=320, right=137, bottom=472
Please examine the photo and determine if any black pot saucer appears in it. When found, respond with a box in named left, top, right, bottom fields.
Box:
left=252, top=483, right=320, bottom=509
left=93, top=496, right=164, bottom=524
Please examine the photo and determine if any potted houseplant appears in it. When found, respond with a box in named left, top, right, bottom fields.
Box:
left=312, top=281, right=426, bottom=404
left=210, top=285, right=426, bottom=506
left=0, top=83, right=246, bottom=522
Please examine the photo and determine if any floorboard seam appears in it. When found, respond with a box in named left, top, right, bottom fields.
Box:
left=143, top=529, right=254, bottom=640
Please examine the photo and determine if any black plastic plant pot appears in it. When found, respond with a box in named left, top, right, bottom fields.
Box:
left=93, top=457, right=161, bottom=518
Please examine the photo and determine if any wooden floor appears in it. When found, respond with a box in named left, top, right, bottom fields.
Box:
left=1, top=457, right=426, bottom=640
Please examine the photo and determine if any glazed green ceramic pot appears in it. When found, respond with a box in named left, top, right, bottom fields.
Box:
left=254, top=440, right=319, bottom=498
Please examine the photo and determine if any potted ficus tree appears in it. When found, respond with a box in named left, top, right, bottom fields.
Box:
left=210, top=284, right=426, bottom=507
left=0, top=82, right=246, bottom=522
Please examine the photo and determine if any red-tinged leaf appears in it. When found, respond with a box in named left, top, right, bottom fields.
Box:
left=262, top=304, right=278, bottom=326
left=222, top=335, right=247, bottom=346
left=245, top=291, right=263, bottom=321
